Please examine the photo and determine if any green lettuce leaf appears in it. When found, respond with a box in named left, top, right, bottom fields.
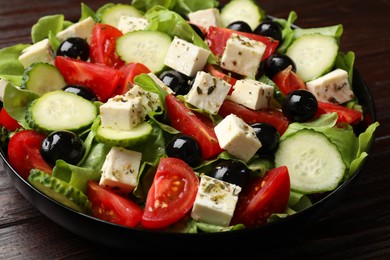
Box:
left=31, top=14, right=65, bottom=43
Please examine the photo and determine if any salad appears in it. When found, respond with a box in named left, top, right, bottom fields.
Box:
left=0, top=0, right=379, bottom=233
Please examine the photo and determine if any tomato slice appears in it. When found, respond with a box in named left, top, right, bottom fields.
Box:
left=55, top=56, right=121, bottom=102
left=315, top=101, right=363, bottom=125
left=0, top=107, right=21, bottom=131
left=141, top=157, right=199, bottom=229
left=87, top=180, right=143, bottom=228
left=272, top=65, right=306, bottom=96
left=165, top=94, right=223, bottom=160
left=90, top=23, right=125, bottom=69
left=204, top=63, right=237, bottom=94
left=219, top=99, right=289, bottom=135
left=231, top=166, right=290, bottom=228
left=117, top=62, right=151, bottom=95
left=206, top=26, right=279, bottom=61
left=7, top=130, right=52, bottom=179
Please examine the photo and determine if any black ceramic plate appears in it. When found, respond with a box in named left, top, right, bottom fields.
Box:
left=0, top=67, right=377, bottom=253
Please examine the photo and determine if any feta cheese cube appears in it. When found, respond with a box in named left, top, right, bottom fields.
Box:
left=191, top=174, right=241, bottom=226
left=124, top=84, right=160, bottom=114
left=99, top=95, right=145, bottom=131
left=18, top=39, right=54, bottom=68
left=220, top=33, right=266, bottom=78
left=306, top=69, right=355, bottom=104
left=228, top=79, right=274, bottom=110
left=0, top=78, right=9, bottom=102
left=99, top=147, right=142, bottom=194
left=56, top=17, right=95, bottom=42
left=117, top=16, right=149, bottom=34
left=214, top=114, right=261, bottom=162
left=185, top=71, right=231, bottom=115
left=188, top=8, right=222, bottom=31
left=164, top=37, right=211, bottom=77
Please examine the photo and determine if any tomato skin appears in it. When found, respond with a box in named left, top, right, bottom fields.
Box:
left=206, top=26, right=279, bottom=61
left=7, top=130, right=52, bottom=179
left=87, top=181, right=143, bottom=228
left=117, top=62, right=151, bottom=95
left=0, top=107, right=21, bottom=131
left=165, top=94, right=223, bottom=160
left=55, top=56, right=121, bottom=102
left=141, top=158, right=199, bottom=229
left=231, top=166, right=290, bottom=228
left=315, top=101, right=363, bottom=125
left=272, top=65, right=306, bottom=96
left=219, top=99, right=289, bottom=135
left=89, top=23, right=124, bottom=69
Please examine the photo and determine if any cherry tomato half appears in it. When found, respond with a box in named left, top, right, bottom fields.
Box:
left=141, top=157, right=199, bottom=229
left=0, top=107, right=21, bottom=131
left=7, top=130, right=52, bottom=179
left=87, top=180, right=143, bottom=228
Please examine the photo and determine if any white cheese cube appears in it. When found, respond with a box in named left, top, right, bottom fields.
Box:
left=18, top=39, right=54, bottom=68
left=0, top=78, right=9, bottom=102
left=56, top=17, right=95, bottom=42
left=228, top=79, right=274, bottom=110
left=191, top=174, right=241, bottom=226
left=124, top=84, right=160, bottom=115
left=188, top=8, right=222, bottom=31
left=214, top=114, right=261, bottom=162
left=147, top=72, right=174, bottom=94
left=306, top=69, right=355, bottom=104
left=164, top=37, right=211, bottom=77
left=99, top=95, right=145, bottom=131
left=185, top=71, right=231, bottom=115
left=117, top=16, right=149, bottom=34
left=220, top=33, right=266, bottom=78
left=99, top=147, right=142, bottom=194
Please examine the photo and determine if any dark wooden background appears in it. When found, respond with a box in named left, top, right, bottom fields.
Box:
left=1, top=0, right=389, bottom=259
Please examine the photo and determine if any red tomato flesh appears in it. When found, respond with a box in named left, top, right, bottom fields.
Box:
left=7, top=130, right=52, bottom=179
left=55, top=56, right=121, bottom=102
left=219, top=99, right=289, bottom=135
left=165, top=94, right=223, bottom=160
left=141, top=158, right=199, bottom=229
left=231, top=166, right=290, bottom=228
left=89, top=23, right=125, bottom=69
left=272, top=65, right=306, bottom=96
left=204, top=63, right=237, bottom=94
left=206, top=26, right=279, bottom=61
left=87, top=180, right=143, bottom=228
left=117, top=62, right=151, bottom=95
left=0, top=107, right=21, bottom=131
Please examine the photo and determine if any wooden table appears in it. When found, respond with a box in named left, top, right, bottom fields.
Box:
left=1, top=0, right=389, bottom=258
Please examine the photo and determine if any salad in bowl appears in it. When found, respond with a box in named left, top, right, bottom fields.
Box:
left=0, top=0, right=379, bottom=238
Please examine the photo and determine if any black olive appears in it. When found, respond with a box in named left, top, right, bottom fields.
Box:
left=210, top=160, right=252, bottom=187
left=56, top=37, right=90, bottom=61
left=282, top=89, right=318, bottom=122
left=41, top=130, right=86, bottom=166
left=62, top=85, right=97, bottom=102
left=253, top=20, right=283, bottom=42
left=226, top=21, right=252, bottom=33
left=250, top=122, right=280, bottom=154
left=264, top=52, right=297, bottom=79
left=159, top=70, right=192, bottom=95
left=190, top=23, right=205, bottom=40
left=165, top=134, right=202, bottom=167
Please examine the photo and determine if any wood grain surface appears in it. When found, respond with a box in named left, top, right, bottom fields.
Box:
left=1, top=0, right=389, bottom=259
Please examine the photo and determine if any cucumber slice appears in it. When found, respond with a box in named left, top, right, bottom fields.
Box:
left=286, top=34, right=339, bottom=82
left=95, top=120, right=153, bottom=147
left=220, top=0, right=266, bottom=31
left=28, top=169, right=91, bottom=213
left=26, top=90, right=98, bottom=133
left=100, top=4, right=143, bottom=28
left=275, top=129, right=346, bottom=194
left=116, top=31, right=171, bottom=73
left=21, top=62, right=66, bottom=96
